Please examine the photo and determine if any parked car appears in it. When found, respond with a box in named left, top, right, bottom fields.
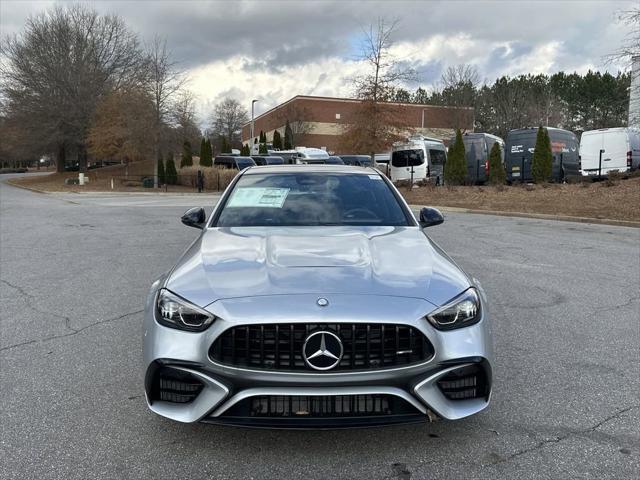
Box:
left=295, top=147, right=330, bottom=162
left=339, top=155, right=373, bottom=167
left=143, top=165, right=493, bottom=427
left=64, top=162, right=80, bottom=172
left=267, top=150, right=299, bottom=164
left=252, top=156, right=285, bottom=166
left=449, top=133, right=505, bottom=184
left=326, top=156, right=345, bottom=165
left=505, top=127, right=579, bottom=182
left=214, top=156, right=256, bottom=170
left=579, top=127, right=640, bottom=177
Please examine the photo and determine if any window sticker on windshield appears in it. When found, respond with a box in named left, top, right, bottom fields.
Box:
left=227, top=187, right=290, bottom=208
left=368, top=174, right=382, bottom=180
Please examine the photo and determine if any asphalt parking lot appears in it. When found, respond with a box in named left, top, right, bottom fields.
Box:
left=1, top=177, right=638, bottom=480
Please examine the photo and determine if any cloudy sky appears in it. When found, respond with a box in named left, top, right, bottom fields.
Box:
left=1, top=0, right=635, bottom=125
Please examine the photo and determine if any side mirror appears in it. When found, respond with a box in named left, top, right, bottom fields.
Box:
left=419, top=207, right=444, bottom=228
left=181, top=207, right=206, bottom=229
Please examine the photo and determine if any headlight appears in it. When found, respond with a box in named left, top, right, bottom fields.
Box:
left=155, top=289, right=215, bottom=332
left=427, top=288, right=481, bottom=330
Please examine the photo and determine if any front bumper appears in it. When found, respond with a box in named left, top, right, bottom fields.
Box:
left=143, top=291, right=493, bottom=427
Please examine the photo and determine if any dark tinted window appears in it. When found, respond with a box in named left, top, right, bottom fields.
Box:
left=429, top=149, right=446, bottom=165
left=391, top=149, right=425, bottom=167
left=326, top=156, right=344, bottom=164
left=265, top=157, right=284, bottom=165
left=214, top=157, right=235, bottom=169
left=340, top=155, right=372, bottom=166
left=252, top=157, right=267, bottom=166
left=216, top=173, right=410, bottom=227
left=235, top=157, right=256, bottom=170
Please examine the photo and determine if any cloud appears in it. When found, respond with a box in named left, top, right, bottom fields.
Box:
left=2, top=0, right=635, bottom=128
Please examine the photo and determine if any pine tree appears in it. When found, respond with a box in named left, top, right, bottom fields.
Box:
left=273, top=130, right=283, bottom=150
left=157, top=154, right=165, bottom=185
left=200, top=138, right=213, bottom=167
left=259, top=131, right=265, bottom=143
left=542, top=127, right=553, bottom=180
left=259, top=143, right=268, bottom=154
left=488, top=142, right=506, bottom=184
left=221, top=137, right=229, bottom=154
left=284, top=120, right=293, bottom=149
left=444, top=129, right=467, bottom=185
left=180, top=141, right=193, bottom=168
left=165, top=157, right=178, bottom=185
left=242, top=144, right=251, bottom=155
left=531, top=126, right=552, bottom=182
left=199, top=137, right=206, bottom=165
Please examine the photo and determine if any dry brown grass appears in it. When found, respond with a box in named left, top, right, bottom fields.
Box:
left=8, top=158, right=239, bottom=193
left=402, top=177, right=640, bottom=221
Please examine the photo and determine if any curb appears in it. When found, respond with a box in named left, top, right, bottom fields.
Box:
left=409, top=205, right=640, bottom=228
left=3, top=179, right=48, bottom=194
left=4, top=180, right=221, bottom=197
left=48, top=191, right=222, bottom=197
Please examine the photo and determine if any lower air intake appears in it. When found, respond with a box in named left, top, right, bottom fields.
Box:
left=437, top=364, right=489, bottom=400
left=153, top=367, right=204, bottom=404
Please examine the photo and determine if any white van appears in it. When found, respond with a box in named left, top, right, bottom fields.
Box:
left=390, top=135, right=446, bottom=182
left=374, top=153, right=390, bottom=175
left=580, top=128, right=640, bottom=176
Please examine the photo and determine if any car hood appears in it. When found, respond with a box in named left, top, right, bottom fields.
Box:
left=165, top=226, right=471, bottom=308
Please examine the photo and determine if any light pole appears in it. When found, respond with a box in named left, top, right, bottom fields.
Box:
left=251, top=99, right=258, bottom=154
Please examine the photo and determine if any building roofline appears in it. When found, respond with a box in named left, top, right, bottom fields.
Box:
left=243, top=94, right=474, bottom=128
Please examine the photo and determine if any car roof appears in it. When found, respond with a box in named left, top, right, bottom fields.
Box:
left=242, top=164, right=378, bottom=175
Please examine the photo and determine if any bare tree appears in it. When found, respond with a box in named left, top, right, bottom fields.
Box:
left=433, top=64, right=480, bottom=131
left=353, top=17, right=416, bottom=102
left=440, top=64, right=480, bottom=91
left=341, top=18, right=415, bottom=153
left=145, top=35, right=187, bottom=186
left=275, top=103, right=314, bottom=147
left=171, top=89, right=201, bottom=151
left=0, top=4, right=145, bottom=172
left=211, top=98, right=249, bottom=148
left=605, top=8, right=640, bottom=127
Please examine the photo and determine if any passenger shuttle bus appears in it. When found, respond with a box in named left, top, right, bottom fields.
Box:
left=390, top=135, right=446, bottom=182
left=505, top=127, right=579, bottom=182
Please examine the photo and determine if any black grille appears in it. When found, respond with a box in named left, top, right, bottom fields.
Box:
left=209, top=323, right=434, bottom=372
left=224, top=394, right=419, bottom=418
left=438, top=364, right=489, bottom=400
left=151, top=367, right=204, bottom=404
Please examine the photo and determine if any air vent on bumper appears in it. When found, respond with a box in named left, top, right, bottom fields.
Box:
left=437, top=364, right=489, bottom=400
left=151, top=367, right=204, bottom=404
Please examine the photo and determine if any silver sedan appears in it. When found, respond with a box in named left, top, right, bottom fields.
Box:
left=143, top=165, right=493, bottom=428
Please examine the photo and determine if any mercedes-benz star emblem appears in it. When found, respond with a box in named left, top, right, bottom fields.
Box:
left=302, top=331, right=343, bottom=371
left=317, top=297, right=329, bottom=307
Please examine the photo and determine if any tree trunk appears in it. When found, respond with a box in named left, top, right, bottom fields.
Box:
left=78, top=144, right=88, bottom=173
left=56, top=143, right=66, bottom=173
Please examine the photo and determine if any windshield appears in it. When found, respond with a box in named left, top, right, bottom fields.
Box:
left=391, top=149, right=424, bottom=167
left=215, top=173, right=411, bottom=227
